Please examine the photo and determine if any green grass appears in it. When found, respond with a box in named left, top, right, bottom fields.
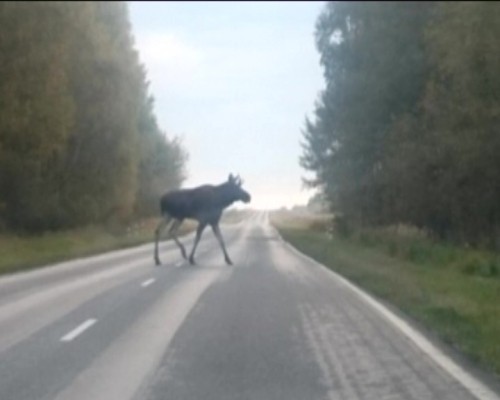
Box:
left=0, top=218, right=196, bottom=276
left=270, top=211, right=500, bottom=379
left=0, top=207, right=252, bottom=276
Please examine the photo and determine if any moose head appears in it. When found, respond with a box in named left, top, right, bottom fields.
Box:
left=226, top=173, right=251, bottom=204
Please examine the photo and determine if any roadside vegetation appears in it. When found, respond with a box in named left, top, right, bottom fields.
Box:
left=0, top=3, right=187, bottom=234
left=0, top=208, right=251, bottom=276
left=295, top=1, right=500, bottom=380
left=0, top=3, right=189, bottom=275
left=302, top=2, right=500, bottom=248
left=271, top=210, right=500, bottom=379
left=0, top=219, right=193, bottom=276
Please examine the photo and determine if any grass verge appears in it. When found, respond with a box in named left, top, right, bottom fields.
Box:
left=270, top=210, right=500, bottom=379
left=0, top=218, right=196, bottom=276
left=0, top=208, right=252, bottom=277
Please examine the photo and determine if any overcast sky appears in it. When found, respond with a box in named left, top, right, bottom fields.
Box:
left=128, top=1, right=326, bottom=209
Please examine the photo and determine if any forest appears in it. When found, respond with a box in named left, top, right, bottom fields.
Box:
left=302, top=2, right=500, bottom=247
left=0, top=2, right=187, bottom=233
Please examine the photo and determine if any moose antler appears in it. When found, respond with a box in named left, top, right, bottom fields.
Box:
left=235, top=174, right=244, bottom=186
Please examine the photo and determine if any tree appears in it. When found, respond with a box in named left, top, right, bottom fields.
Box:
left=135, top=89, right=188, bottom=217
left=0, top=2, right=75, bottom=230
left=0, top=2, right=188, bottom=231
left=418, top=2, right=500, bottom=243
left=303, top=1, right=500, bottom=246
left=58, top=2, right=143, bottom=225
left=302, top=2, right=431, bottom=226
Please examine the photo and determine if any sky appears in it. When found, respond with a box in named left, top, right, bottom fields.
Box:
left=127, top=1, right=326, bottom=210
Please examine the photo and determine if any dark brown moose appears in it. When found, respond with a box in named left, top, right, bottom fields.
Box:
left=154, top=173, right=251, bottom=266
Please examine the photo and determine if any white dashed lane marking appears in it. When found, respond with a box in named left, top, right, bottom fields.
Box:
left=141, top=279, right=155, bottom=288
left=60, top=319, right=97, bottom=342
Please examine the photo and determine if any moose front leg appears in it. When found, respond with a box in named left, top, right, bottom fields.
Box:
left=211, top=223, right=233, bottom=265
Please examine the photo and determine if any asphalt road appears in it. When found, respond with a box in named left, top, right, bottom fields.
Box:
left=0, top=211, right=498, bottom=400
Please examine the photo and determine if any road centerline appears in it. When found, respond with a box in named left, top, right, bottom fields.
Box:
left=141, top=278, right=155, bottom=288
left=60, top=319, right=97, bottom=342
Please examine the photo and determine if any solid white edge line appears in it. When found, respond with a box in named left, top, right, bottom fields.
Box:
left=60, top=319, right=97, bottom=342
left=141, top=278, right=155, bottom=288
left=271, top=225, right=500, bottom=400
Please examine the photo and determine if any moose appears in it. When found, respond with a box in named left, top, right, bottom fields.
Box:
left=154, top=173, right=251, bottom=266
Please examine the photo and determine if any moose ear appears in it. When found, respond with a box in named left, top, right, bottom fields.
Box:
left=228, top=173, right=234, bottom=182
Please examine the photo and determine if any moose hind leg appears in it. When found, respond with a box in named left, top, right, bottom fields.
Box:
left=212, top=223, right=233, bottom=265
left=170, top=219, right=187, bottom=260
left=189, top=222, right=207, bottom=265
left=154, top=215, right=171, bottom=266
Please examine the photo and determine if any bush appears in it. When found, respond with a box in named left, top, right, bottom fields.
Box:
left=460, top=257, right=500, bottom=279
left=333, top=215, right=352, bottom=238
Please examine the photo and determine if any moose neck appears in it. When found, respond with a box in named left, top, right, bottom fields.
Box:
left=215, top=183, right=239, bottom=209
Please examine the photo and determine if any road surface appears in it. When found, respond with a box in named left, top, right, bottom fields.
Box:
left=0, top=212, right=498, bottom=400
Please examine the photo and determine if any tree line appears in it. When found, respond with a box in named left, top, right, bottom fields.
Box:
left=302, top=2, right=500, bottom=247
left=0, top=2, right=187, bottom=232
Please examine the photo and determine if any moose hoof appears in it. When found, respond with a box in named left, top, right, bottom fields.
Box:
left=189, top=257, right=196, bottom=265
left=155, top=259, right=161, bottom=266
left=225, top=258, right=233, bottom=266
